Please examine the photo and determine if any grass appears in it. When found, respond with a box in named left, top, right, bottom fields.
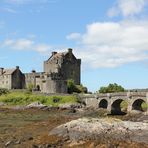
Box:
left=0, top=91, right=79, bottom=106
left=141, top=102, right=148, bottom=110
left=120, top=100, right=148, bottom=111
left=120, top=101, right=128, bottom=110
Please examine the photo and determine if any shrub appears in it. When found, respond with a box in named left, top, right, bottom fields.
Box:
left=27, top=83, right=34, bottom=92
left=0, top=88, right=9, bottom=95
left=99, top=83, right=125, bottom=93
left=67, top=79, right=88, bottom=94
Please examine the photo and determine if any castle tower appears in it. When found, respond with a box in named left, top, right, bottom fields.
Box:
left=43, top=48, right=81, bottom=85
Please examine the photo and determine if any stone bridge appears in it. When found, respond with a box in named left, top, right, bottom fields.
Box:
left=79, top=92, right=148, bottom=114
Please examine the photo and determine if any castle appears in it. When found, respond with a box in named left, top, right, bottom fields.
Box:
left=0, top=48, right=81, bottom=93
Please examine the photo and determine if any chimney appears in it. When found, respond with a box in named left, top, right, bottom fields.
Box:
left=32, top=70, right=36, bottom=73
left=0, top=68, right=4, bottom=75
left=52, top=51, right=57, bottom=56
left=68, top=48, right=73, bottom=53
left=16, top=66, right=19, bottom=69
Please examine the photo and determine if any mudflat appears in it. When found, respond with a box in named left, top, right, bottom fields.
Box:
left=0, top=107, right=147, bottom=148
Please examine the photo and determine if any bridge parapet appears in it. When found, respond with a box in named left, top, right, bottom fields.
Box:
left=96, top=92, right=127, bottom=98
left=78, top=94, right=96, bottom=98
left=129, top=92, right=147, bottom=97
left=96, top=92, right=148, bottom=98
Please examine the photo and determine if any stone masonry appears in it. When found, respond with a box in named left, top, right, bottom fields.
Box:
left=0, top=48, right=81, bottom=94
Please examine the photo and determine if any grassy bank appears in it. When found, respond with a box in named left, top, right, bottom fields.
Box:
left=0, top=91, right=79, bottom=106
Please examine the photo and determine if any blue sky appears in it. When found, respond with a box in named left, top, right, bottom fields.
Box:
left=0, top=0, right=148, bottom=92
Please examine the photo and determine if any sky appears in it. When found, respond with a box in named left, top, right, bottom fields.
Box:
left=0, top=0, right=148, bottom=92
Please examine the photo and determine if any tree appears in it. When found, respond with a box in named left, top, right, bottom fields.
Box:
left=67, top=79, right=76, bottom=94
left=99, top=83, right=125, bottom=93
left=67, top=79, right=88, bottom=94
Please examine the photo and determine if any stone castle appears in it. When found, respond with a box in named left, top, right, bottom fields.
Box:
left=0, top=48, right=81, bottom=93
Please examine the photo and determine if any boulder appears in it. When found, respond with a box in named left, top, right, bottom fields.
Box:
left=58, top=103, right=82, bottom=109
left=49, top=117, right=148, bottom=144
left=26, top=101, right=47, bottom=109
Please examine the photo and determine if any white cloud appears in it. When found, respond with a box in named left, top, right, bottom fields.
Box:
left=66, top=33, right=81, bottom=40
left=108, top=0, right=147, bottom=17
left=68, top=21, right=148, bottom=68
left=35, top=44, right=52, bottom=53
left=3, top=38, right=34, bottom=50
left=2, top=38, right=52, bottom=54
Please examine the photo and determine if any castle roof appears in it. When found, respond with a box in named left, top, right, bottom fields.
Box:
left=47, top=48, right=76, bottom=62
left=47, top=51, right=68, bottom=61
left=52, top=52, right=67, bottom=58
left=3, top=68, right=16, bottom=75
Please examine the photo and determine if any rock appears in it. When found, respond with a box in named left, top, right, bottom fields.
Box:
left=12, top=105, right=26, bottom=110
left=58, top=103, right=82, bottom=109
left=5, top=141, right=12, bottom=146
left=130, top=110, right=143, bottom=114
left=0, top=102, right=5, bottom=106
left=15, top=140, right=21, bottom=144
left=32, top=144, right=39, bottom=148
left=26, top=101, right=47, bottom=109
left=49, top=118, right=148, bottom=144
left=28, top=136, right=33, bottom=140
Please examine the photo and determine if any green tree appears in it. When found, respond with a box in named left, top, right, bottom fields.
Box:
left=76, top=84, right=88, bottom=93
left=99, top=83, right=125, bottom=93
left=67, top=79, right=88, bottom=94
left=67, top=79, right=76, bottom=94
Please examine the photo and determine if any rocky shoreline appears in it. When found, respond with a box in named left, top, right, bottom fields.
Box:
left=49, top=117, right=148, bottom=145
left=0, top=103, right=148, bottom=147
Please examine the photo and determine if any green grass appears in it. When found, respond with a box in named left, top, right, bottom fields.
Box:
left=0, top=91, right=79, bottom=106
left=141, top=102, right=148, bottom=110
left=120, top=101, right=128, bottom=110
left=120, top=101, right=148, bottom=111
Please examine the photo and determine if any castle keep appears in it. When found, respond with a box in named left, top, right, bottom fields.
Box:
left=0, top=49, right=81, bottom=93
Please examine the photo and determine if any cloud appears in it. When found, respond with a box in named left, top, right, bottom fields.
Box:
left=67, top=20, right=148, bottom=68
left=108, top=0, right=147, bottom=17
left=66, top=33, right=81, bottom=40
left=35, top=44, right=52, bottom=53
left=2, top=0, right=58, bottom=14
left=3, top=38, right=34, bottom=50
left=2, top=38, right=52, bottom=54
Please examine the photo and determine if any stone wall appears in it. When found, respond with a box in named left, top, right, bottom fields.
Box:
left=0, top=67, right=25, bottom=89
left=0, top=74, right=12, bottom=89
left=79, top=92, right=148, bottom=114
left=42, top=79, right=67, bottom=94
left=44, top=48, right=81, bottom=85
left=12, top=68, right=25, bottom=89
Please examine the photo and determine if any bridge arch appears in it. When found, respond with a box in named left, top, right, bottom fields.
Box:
left=98, top=99, right=108, bottom=109
left=111, top=99, right=127, bottom=115
left=132, top=99, right=146, bottom=112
